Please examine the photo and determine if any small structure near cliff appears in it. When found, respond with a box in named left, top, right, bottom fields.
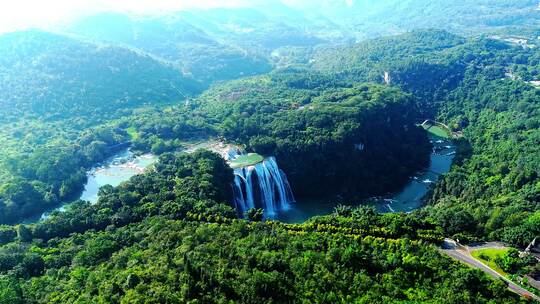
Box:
left=525, top=237, right=540, bottom=260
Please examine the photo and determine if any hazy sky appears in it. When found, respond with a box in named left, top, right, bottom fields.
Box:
left=0, top=0, right=357, bottom=33
left=0, top=0, right=255, bottom=33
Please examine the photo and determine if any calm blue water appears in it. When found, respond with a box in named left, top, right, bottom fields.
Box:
left=80, top=150, right=157, bottom=203
left=30, top=149, right=157, bottom=222
left=276, top=135, right=456, bottom=223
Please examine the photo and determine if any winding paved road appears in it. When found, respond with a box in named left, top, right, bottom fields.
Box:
left=440, top=239, right=540, bottom=302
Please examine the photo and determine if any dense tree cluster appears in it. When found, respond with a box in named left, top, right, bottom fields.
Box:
left=125, top=75, right=431, bottom=201
left=0, top=152, right=520, bottom=303
left=1, top=4, right=540, bottom=301
left=310, top=28, right=540, bottom=247
left=0, top=29, right=208, bottom=224
left=67, top=12, right=274, bottom=83
left=0, top=127, right=132, bottom=224
left=0, top=30, right=201, bottom=124
left=427, top=77, right=540, bottom=246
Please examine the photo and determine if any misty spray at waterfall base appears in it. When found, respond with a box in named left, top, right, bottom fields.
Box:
left=231, top=156, right=295, bottom=217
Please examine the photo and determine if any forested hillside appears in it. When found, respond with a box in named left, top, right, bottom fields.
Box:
left=66, top=12, right=273, bottom=83
left=309, top=29, right=467, bottom=116
left=0, top=2, right=540, bottom=302
left=0, top=30, right=203, bottom=224
left=64, top=1, right=540, bottom=60
left=0, top=151, right=521, bottom=303
left=305, top=29, right=540, bottom=248
left=427, top=67, right=540, bottom=247
left=0, top=30, right=200, bottom=123
left=284, top=0, right=540, bottom=39
left=125, top=73, right=430, bottom=201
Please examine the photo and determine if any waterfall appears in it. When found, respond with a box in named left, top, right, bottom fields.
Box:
left=232, top=156, right=295, bottom=217
left=233, top=166, right=256, bottom=213
left=232, top=175, right=247, bottom=213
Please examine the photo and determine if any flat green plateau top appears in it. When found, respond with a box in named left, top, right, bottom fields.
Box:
left=229, top=153, right=264, bottom=169
left=422, top=124, right=451, bottom=139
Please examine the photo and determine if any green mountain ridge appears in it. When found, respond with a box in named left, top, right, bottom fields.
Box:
left=65, top=12, right=275, bottom=83
left=0, top=30, right=201, bottom=123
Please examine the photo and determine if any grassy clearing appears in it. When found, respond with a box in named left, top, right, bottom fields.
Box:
left=229, top=153, right=264, bottom=168
left=471, top=248, right=510, bottom=276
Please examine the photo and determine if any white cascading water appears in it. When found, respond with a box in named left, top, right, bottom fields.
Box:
left=232, top=156, right=295, bottom=217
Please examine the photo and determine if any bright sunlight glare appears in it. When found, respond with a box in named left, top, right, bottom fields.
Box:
left=0, top=0, right=255, bottom=33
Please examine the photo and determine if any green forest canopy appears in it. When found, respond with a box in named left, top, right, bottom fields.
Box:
left=0, top=3, right=539, bottom=301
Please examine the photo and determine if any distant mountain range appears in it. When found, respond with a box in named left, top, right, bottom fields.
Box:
left=1, top=1, right=538, bottom=122
left=0, top=30, right=201, bottom=123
